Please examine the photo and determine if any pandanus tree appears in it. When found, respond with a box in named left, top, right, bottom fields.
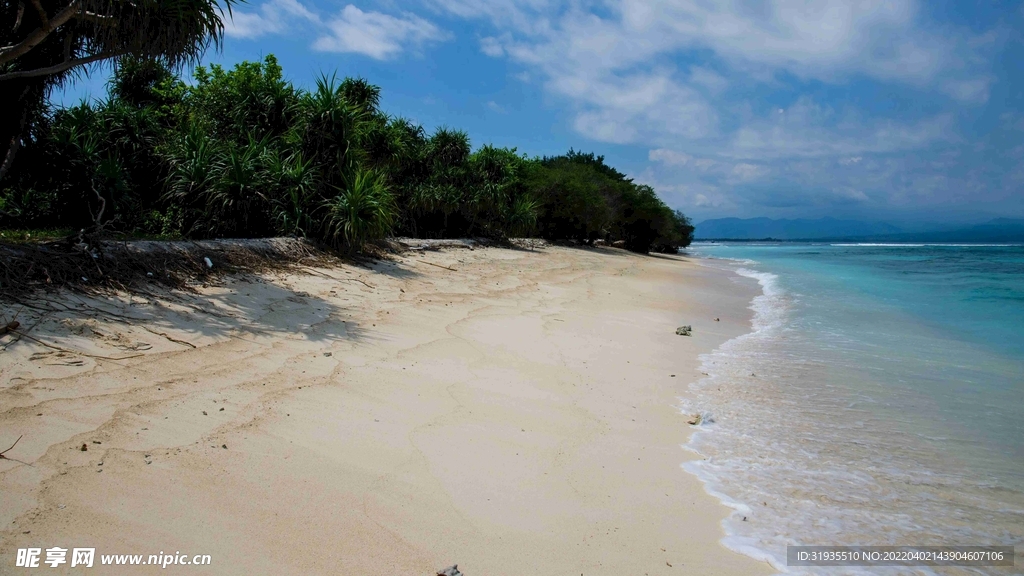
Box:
left=0, top=0, right=236, bottom=181
left=411, top=127, right=471, bottom=235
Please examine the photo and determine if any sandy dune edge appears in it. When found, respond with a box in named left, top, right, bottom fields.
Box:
left=0, top=245, right=768, bottom=575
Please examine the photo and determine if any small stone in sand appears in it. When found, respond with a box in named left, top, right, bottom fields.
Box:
left=80, top=444, right=88, bottom=452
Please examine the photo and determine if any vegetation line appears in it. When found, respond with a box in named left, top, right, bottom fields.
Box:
left=2, top=54, right=693, bottom=263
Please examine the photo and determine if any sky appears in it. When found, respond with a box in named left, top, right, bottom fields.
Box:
left=58, top=0, right=1024, bottom=224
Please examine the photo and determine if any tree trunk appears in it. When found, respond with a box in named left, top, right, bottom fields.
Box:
left=0, top=84, right=35, bottom=184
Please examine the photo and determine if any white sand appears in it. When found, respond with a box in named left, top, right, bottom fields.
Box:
left=0, top=245, right=769, bottom=575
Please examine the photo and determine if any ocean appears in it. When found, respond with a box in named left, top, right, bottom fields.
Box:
left=683, top=243, right=1024, bottom=575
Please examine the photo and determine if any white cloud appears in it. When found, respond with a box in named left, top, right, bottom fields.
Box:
left=731, top=163, right=769, bottom=181
left=648, top=149, right=693, bottom=166
left=314, top=6, right=447, bottom=59
left=480, top=36, right=505, bottom=57
left=224, top=0, right=318, bottom=38
left=487, top=100, right=507, bottom=113
left=726, top=98, right=955, bottom=159
left=829, top=187, right=871, bottom=203
left=615, top=0, right=949, bottom=83
left=688, top=66, right=729, bottom=94
left=226, top=1, right=447, bottom=60
left=430, top=0, right=995, bottom=154
left=942, top=77, right=994, bottom=104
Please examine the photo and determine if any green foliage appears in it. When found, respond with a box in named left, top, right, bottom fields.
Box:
left=323, top=170, right=395, bottom=249
left=1, top=55, right=693, bottom=254
left=0, top=0, right=237, bottom=184
left=109, top=56, right=184, bottom=112
left=299, top=74, right=365, bottom=173
left=527, top=156, right=616, bottom=242
left=189, top=55, right=299, bottom=143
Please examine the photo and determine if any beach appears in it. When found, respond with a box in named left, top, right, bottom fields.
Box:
left=0, top=244, right=768, bottom=575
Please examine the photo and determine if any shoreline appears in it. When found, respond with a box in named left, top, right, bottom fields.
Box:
left=1, top=245, right=769, bottom=575
left=674, top=244, right=1024, bottom=575
left=680, top=259, right=783, bottom=568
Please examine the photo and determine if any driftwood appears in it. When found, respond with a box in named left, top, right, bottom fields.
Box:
left=0, top=435, right=31, bottom=466
left=0, top=435, right=23, bottom=459
left=417, top=260, right=457, bottom=272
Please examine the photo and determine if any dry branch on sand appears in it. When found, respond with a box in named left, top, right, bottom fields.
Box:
left=0, top=435, right=31, bottom=466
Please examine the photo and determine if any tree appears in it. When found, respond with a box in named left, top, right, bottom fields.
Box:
left=1, top=0, right=236, bottom=181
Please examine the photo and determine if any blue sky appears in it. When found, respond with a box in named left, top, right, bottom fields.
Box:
left=59, top=0, right=1024, bottom=224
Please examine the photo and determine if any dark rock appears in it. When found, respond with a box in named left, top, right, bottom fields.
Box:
left=675, top=325, right=692, bottom=336
left=437, top=565, right=463, bottom=576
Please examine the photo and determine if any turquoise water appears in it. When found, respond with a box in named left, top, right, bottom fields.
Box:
left=682, top=243, right=1024, bottom=575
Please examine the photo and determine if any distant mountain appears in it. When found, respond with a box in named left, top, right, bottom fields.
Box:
left=694, top=217, right=903, bottom=240
left=868, top=219, right=1024, bottom=243
left=694, top=217, right=1024, bottom=242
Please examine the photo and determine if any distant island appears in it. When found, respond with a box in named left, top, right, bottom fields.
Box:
left=695, top=217, right=1024, bottom=242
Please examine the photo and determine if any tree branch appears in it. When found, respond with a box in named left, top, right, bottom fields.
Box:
left=13, top=1, right=25, bottom=31
left=0, top=50, right=122, bottom=81
left=0, top=0, right=80, bottom=66
left=29, top=0, right=50, bottom=29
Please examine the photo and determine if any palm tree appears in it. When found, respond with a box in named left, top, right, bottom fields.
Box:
left=1, top=0, right=236, bottom=181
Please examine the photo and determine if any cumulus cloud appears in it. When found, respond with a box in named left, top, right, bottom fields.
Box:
left=430, top=0, right=991, bottom=153
left=648, top=149, right=694, bottom=166
left=479, top=36, right=506, bottom=57
left=728, top=99, right=956, bottom=159
left=225, top=1, right=447, bottom=60
left=313, top=6, right=447, bottom=59
left=223, top=0, right=317, bottom=38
